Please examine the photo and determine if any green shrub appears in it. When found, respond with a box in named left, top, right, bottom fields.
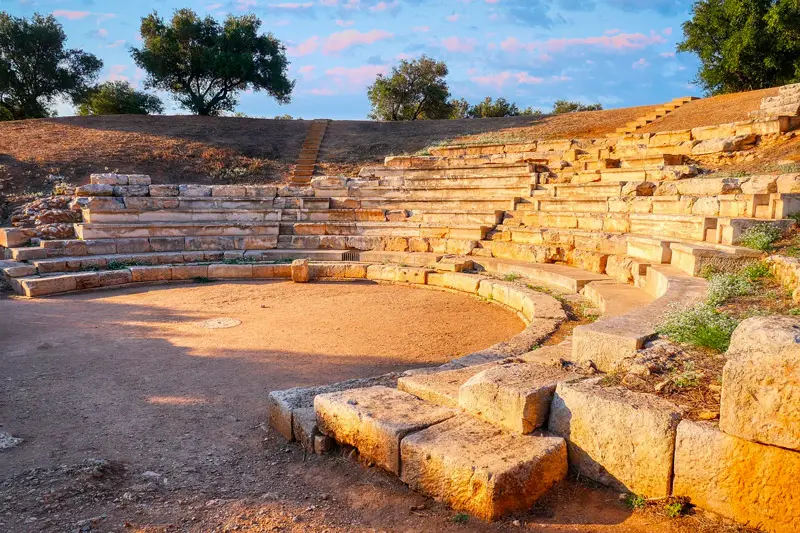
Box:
left=664, top=500, right=688, bottom=518
left=452, top=513, right=469, bottom=524
left=625, top=494, right=647, bottom=510
left=503, top=272, right=521, bottom=282
left=739, top=223, right=784, bottom=251
left=705, top=272, right=753, bottom=306
left=740, top=261, right=772, bottom=281
left=656, top=304, right=740, bottom=352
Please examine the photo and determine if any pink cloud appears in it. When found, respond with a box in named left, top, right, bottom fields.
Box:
left=663, top=27, right=673, bottom=36
left=309, top=88, right=336, bottom=96
left=446, top=13, right=461, bottom=22
left=336, top=19, right=354, bottom=26
left=500, top=32, right=666, bottom=54
left=441, top=36, right=477, bottom=53
left=323, top=29, right=393, bottom=54
left=412, top=25, right=430, bottom=32
left=660, top=51, right=676, bottom=58
left=471, top=71, right=569, bottom=88
left=326, top=65, right=388, bottom=88
left=370, top=1, right=399, bottom=11
left=52, top=10, right=91, bottom=20
left=632, top=58, right=650, bottom=69
left=289, top=36, right=321, bottom=57
left=268, top=2, right=314, bottom=8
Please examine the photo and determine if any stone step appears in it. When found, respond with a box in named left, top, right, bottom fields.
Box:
left=313, top=385, right=567, bottom=521
left=400, top=175, right=535, bottom=188
left=356, top=197, right=517, bottom=211
left=580, top=279, right=656, bottom=317
left=74, top=222, right=281, bottom=240
left=84, top=209, right=283, bottom=224
left=349, top=185, right=530, bottom=200
left=359, top=164, right=530, bottom=179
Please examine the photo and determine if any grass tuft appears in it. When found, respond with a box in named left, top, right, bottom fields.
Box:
left=656, top=304, right=739, bottom=352
left=739, top=223, right=784, bottom=251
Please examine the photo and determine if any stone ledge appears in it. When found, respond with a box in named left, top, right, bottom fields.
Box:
left=673, top=420, right=800, bottom=533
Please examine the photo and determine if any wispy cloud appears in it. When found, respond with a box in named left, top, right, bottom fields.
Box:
left=52, top=10, right=91, bottom=20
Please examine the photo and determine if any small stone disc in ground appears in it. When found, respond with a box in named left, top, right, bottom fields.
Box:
left=199, top=317, right=242, bottom=329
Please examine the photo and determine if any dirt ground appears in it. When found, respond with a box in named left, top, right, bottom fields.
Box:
left=0, top=280, right=749, bottom=533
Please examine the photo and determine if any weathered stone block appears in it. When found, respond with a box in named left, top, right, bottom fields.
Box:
left=252, top=264, right=291, bottom=278
left=179, top=184, right=212, bottom=197
left=314, top=386, right=455, bottom=474
left=171, top=264, right=209, bottom=280
left=425, top=271, right=482, bottom=293
left=720, top=316, right=800, bottom=450
left=673, top=420, right=800, bottom=533
left=208, top=264, right=253, bottom=279
left=75, top=184, right=114, bottom=197
left=20, top=275, right=77, bottom=297
left=112, top=185, right=150, bottom=197
left=149, top=184, right=180, bottom=197
left=291, top=259, right=310, bottom=283
left=548, top=379, right=683, bottom=497
left=211, top=185, right=246, bottom=197
left=398, top=362, right=505, bottom=408
left=130, top=265, right=172, bottom=283
left=460, top=362, right=579, bottom=434
left=292, top=407, right=319, bottom=453
left=90, top=173, right=129, bottom=185
left=96, top=269, right=132, bottom=287
left=400, top=415, right=567, bottom=521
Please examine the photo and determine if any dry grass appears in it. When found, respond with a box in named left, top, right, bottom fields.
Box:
left=639, top=87, right=777, bottom=133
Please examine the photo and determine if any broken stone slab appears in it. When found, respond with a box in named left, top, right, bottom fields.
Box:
left=673, top=420, right=800, bottom=533
left=720, top=316, right=800, bottom=450
left=519, top=342, right=573, bottom=366
left=267, top=373, right=402, bottom=442
left=400, top=415, right=567, bottom=521
left=75, top=184, right=114, bottom=197
left=178, top=184, right=212, bottom=197
left=314, top=386, right=455, bottom=475
left=548, top=379, right=683, bottom=498
left=459, top=362, right=580, bottom=434
left=0, top=431, right=23, bottom=450
left=397, top=360, right=516, bottom=408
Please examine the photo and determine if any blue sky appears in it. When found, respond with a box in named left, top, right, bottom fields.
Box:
left=5, top=0, right=700, bottom=119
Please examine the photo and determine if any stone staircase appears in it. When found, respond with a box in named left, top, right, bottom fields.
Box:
left=291, top=119, right=330, bottom=185
left=751, top=83, right=800, bottom=119
left=611, top=96, right=699, bottom=137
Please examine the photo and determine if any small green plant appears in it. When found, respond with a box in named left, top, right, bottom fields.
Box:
left=107, top=260, right=145, bottom=270
left=698, top=264, right=719, bottom=280
left=673, top=362, right=702, bottom=388
left=664, top=500, right=688, bottom=518
left=787, top=212, right=800, bottom=225
left=705, top=272, right=753, bottom=306
left=739, top=223, right=784, bottom=251
left=452, top=513, right=470, bottom=524
left=625, top=494, right=647, bottom=510
left=222, top=256, right=256, bottom=265
left=790, top=307, right=800, bottom=316
left=740, top=261, right=772, bottom=282
left=503, top=272, right=521, bottom=282
left=656, top=304, right=740, bottom=352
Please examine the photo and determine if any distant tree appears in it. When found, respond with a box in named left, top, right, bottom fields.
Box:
left=0, top=13, right=102, bottom=119
left=367, top=56, right=452, bottom=121
left=77, top=81, right=163, bottom=116
left=520, top=106, right=545, bottom=117
left=449, top=97, right=470, bottom=119
left=467, top=97, right=521, bottom=118
left=552, top=100, right=603, bottom=114
left=273, top=114, right=295, bottom=119
left=678, top=0, right=800, bottom=95
left=131, top=9, right=294, bottom=116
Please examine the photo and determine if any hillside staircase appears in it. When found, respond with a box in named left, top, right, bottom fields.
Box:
left=291, top=119, right=330, bottom=185
left=610, top=96, right=699, bottom=137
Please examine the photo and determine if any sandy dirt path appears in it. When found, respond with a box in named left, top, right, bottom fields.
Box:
left=0, top=281, right=739, bottom=532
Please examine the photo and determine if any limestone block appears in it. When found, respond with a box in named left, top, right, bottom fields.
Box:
left=310, top=262, right=368, bottom=279
left=460, top=362, right=579, bottom=434
left=548, top=379, right=683, bottom=497
left=426, top=271, right=482, bottom=294
left=185, top=236, right=236, bottom=251
left=383, top=237, right=410, bottom=252
left=691, top=134, right=757, bottom=155
left=179, top=184, right=212, bottom=197
left=292, top=407, right=319, bottom=453
left=211, top=185, right=246, bottom=197
left=691, top=196, right=720, bottom=216
left=268, top=374, right=402, bottom=441
left=115, top=238, right=152, bottom=254
left=126, top=175, right=152, bottom=186
left=366, top=264, right=396, bottom=281
left=400, top=415, right=567, bottom=521
left=407, top=237, right=431, bottom=253
left=396, top=267, right=429, bottom=284
left=112, top=185, right=150, bottom=197
left=291, top=259, right=310, bottom=283
left=719, top=316, right=800, bottom=450
left=208, top=264, right=253, bottom=279
left=75, top=184, right=113, bottom=197
left=130, top=265, right=172, bottom=283
left=149, top=237, right=185, bottom=252
left=96, top=270, right=133, bottom=287
left=149, top=185, right=180, bottom=197
left=740, top=175, right=778, bottom=194
left=171, top=265, right=209, bottom=280
left=445, top=239, right=477, bottom=255
left=314, top=386, right=455, bottom=474
left=245, top=185, right=277, bottom=198
left=398, top=361, right=506, bottom=408
left=673, top=420, right=800, bottom=533
left=20, top=274, right=77, bottom=296
left=1, top=263, right=35, bottom=278
left=90, top=173, right=129, bottom=185
left=777, top=173, right=800, bottom=193
left=0, top=228, right=34, bottom=248
left=252, top=264, right=291, bottom=278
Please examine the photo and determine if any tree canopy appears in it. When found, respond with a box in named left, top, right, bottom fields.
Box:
left=0, top=13, right=102, bottom=120
left=552, top=100, right=603, bottom=114
left=367, top=56, right=452, bottom=121
left=131, top=9, right=294, bottom=116
left=678, top=0, right=800, bottom=95
left=77, top=81, right=163, bottom=116
left=466, top=97, right=542, bottom=118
